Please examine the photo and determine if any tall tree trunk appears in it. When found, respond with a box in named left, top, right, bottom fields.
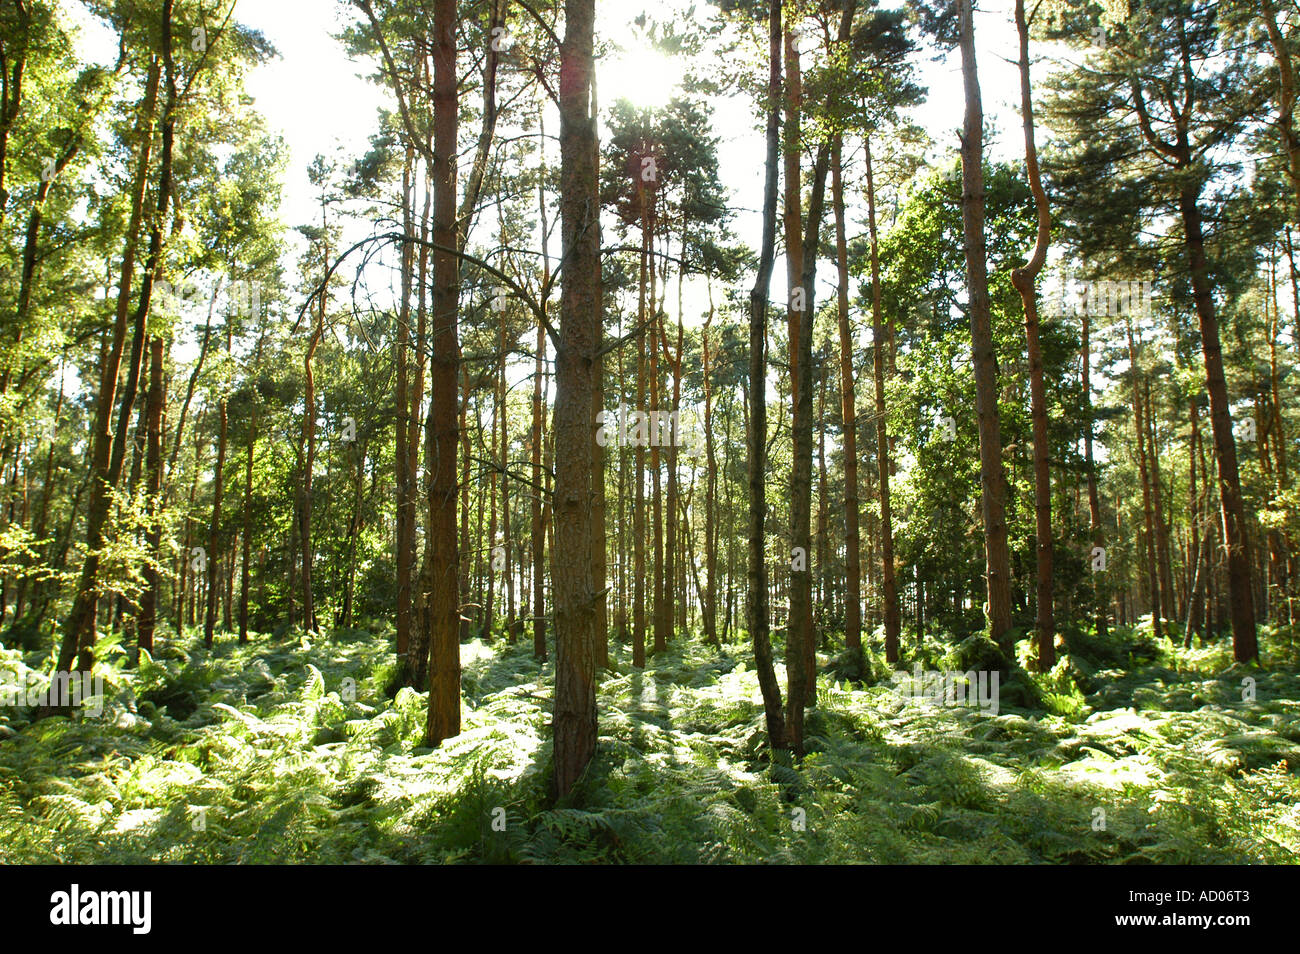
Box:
left=632, top=202, right=648, bottom=669
left=701, top=289, right=719, bottom=647
left=204, top=323, right=230, bottom=648
left=413, top=0, right=463, bottom=746
left=1267, top=276, right=1290, bottom=606
left=958, top=0, right=1013, bottom=656
left=341, top=439, right=364, bottom=627
left=552, top=0, right=601, bottom=797
left=491, top=302, right=506, bottom=639
left=650, top=251, right=666, bottom=654
left=592, top=346, right=608, bottom=667
left=1186, top=396, right=1206, bottom=645
left=532, top=156, right=550, bottom=661
left=299, top=207, right=326, bottom=635
left=1146, top=377, right=1176, bottom=629
left=864, top=135, right=899, bottom=664
left=164, top=283, right=220, bottom=491
left=238, top=336, right=264, bottom=644
left=394, top=144, right=415, bottom=673
left=180, top=448, right=199, bottom=631
left=58, top=49, right=165, bottom=674
left=1010, top=0, right=1054, bottom=669
left=1126, top=316, right=1162, bottom=639
left=830, top=135, right=862, bottom=654
left=661, top=284, right=683, bottom=647
left=591, top=80, right=608, bottom=669
left=497, top=289, right=515, bottom=639
left=531, top=328, right=546, bottom=654
left=785, top=0, right=856, bottom=747
left=1178, top=185, right=1257, bottom=661
left=1081, top=310, right=1106, bottom=637
left=139, top=333, right=165, bottom=656
left=747, top=0, right=787, bottom=755
left=484, top=386, right=498, bottom=638
left=816, top=362, right=829, bottom=633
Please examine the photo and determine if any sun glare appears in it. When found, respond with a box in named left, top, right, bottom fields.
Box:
left=599, top=46, right=683, bottom=110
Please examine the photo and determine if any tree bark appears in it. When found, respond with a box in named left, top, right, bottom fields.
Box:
left=701, top=288, right=719, bottom=647
left=1010, top=0, right=1054, bottom=669
left=864, top=135, right=899, bottom=664
left=1261, top=0, right=1300, bottom=219
left=139, top=332, right=165, bottom=656
left=204, top=321, right=230, bottom=648
left=532, top=153, right=550, bottom=661
left=1081, top=311, right=1105, bottom=637
left=1126, top=315, right=1162, bottom=639
left=552, top=0, right=601, bottom=797
left=785, top=0, right=856, bottom=748
left=58, top=50, right=164, bottom=674
left=1179, top=185, right=1257, bottom=661
left=748, top=0, right=787, bottom=755
left=237, top=335, right=263, bottom=644
left=632, top=198, right=648, bottom=669
left=414, top=0, right=463, bottom=744
left=394, top=143, right=415, bottom=673
left=298, top=211, right=326, bottom=635
left=957, top=0, right=1013, bottom=656
left=830, top=135, right=862, bottom=654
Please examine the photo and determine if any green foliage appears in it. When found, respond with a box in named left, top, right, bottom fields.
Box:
left=1, top=624, right=1297, bottom=864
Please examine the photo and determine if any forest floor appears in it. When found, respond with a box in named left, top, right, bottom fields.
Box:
left=1, top=620, right=1298, bottom=863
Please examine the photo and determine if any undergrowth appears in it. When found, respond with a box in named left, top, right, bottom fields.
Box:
left=0, top=621, right=1297, bottom=863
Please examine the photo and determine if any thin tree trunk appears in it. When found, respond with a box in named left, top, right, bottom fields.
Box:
left=1081, top=311, right=1105, bottom=637
left=1010, top=0, right=1054, bottom=669
left=957, top=0, right=1013, bottom=657
left=592, top=347, right=608, bottom=668
left=341, top=439, right=364, bottom=627
left=484, top=384, right=498, bottom=638
left=831, top=135, right=862, bottom=654
left=650, top=249, right=666, bottom=654
left=633, top=202, right=648, bottom=669
left=747, top=0, right=787, bottom=755
left=237, top=336, right=263, bottom=644
left=865, top=135, right=899, bottom=663
left=1127, top=316, right=1162, bottom=639
left=816, top=361, right=829, bottom=636
left=204, top=322, right=230, bottom=648
left=1146, top=377, right=1176, bottom=630
left=298, top=203, right=327, bottom=635
left=394, top=144, right=415, bottom=672
left=139, top=333, right=165, bottom=657
left=532, top=153, right=550, bottom=661
left=702, top=288, right=719, bottom=647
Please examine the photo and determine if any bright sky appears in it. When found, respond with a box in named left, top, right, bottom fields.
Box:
left=62, top=0, right=1107, bottom=464
left=67, top=0, right=1048, bottom=337
left=76, top=0, right=1035, bottom=229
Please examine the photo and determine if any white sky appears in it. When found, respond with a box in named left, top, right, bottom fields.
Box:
left=60, top=0, right=1153, bottom=474
left=65, top=0, right=1065, bottom=375
left=66, top=0, right=1041, bottom=280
